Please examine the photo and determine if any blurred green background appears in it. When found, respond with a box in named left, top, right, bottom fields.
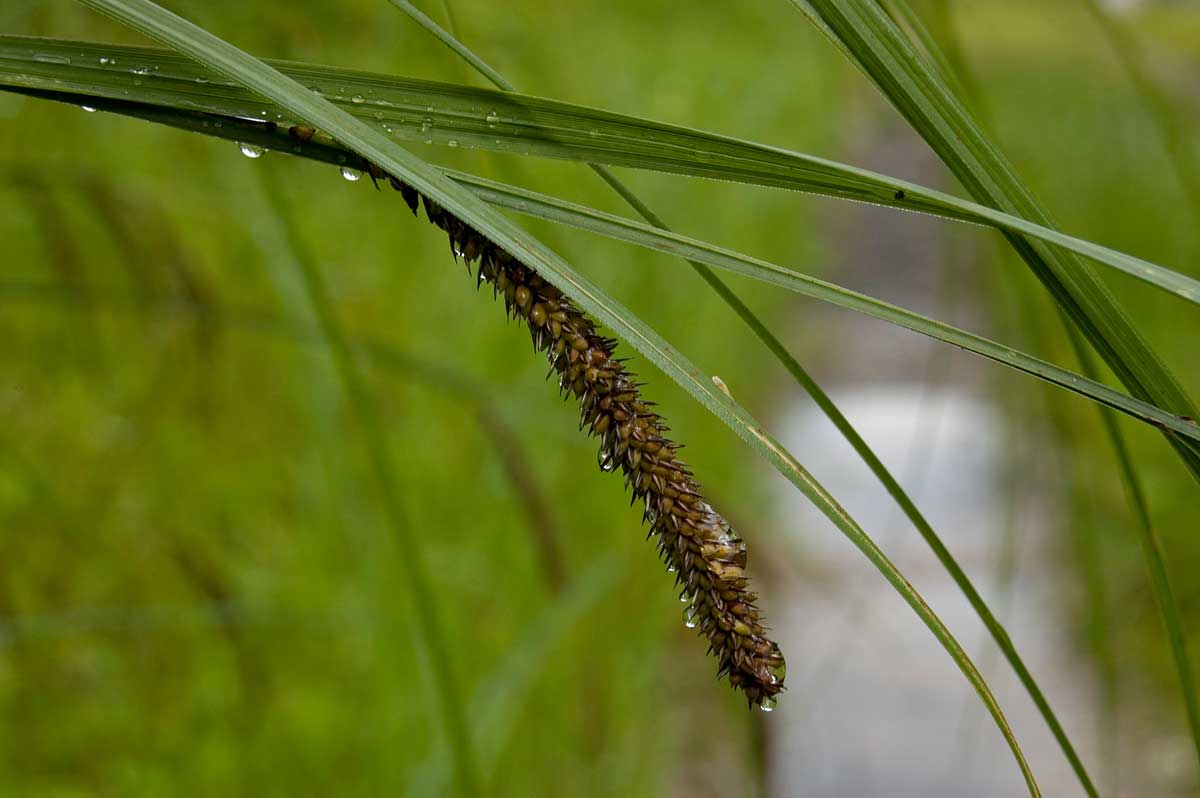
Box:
left=1, top=0, right=1198, bottom=795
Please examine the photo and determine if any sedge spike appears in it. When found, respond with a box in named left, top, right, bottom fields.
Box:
left=377, top=164, right=785, bottom=707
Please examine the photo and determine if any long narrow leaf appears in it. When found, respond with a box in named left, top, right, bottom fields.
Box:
left=1, top=35, right=1197, bottom=306
left=11, top=83, right=1199, bottom=451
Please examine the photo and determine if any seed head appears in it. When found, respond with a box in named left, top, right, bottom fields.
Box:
left=370, top=166, right=786, bottom=707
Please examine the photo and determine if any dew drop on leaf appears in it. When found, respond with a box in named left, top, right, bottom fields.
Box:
left=237, top=142, right=265, bottom=159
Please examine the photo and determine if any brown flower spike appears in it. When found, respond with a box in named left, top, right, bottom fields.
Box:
left=374, top=165, right=785, bottom=709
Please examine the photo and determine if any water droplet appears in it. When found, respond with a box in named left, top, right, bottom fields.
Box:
left=130, top=66, right=150, bottom=75
left=195, top=76, right=209, bottom=84
left=759, top=695, right=777, bottom=713
left=447, top=139, right=459, bottom=148
left=98, top=56, right=112, bottom=65
left=683, top=607, right=697, bottom=629
left=81, top=105, right=96, bottom=113
left=485, top=111, right=500, bottom=127
left=340, top=167, right=362, bottom=182
left=237, top=142, right=265, bottom=159
left=768, top=660, right=787, bottom=683
left=597, top=449, right=616, bottom=472
left=34, top=53, right=71, bottom=65
left=351, top=94, right=364, bottom=104
left=420, top=117, right=433, bottom=133
left=679, top=592, right=691, bottom=604
left=667, top=564, right=677, bottom=574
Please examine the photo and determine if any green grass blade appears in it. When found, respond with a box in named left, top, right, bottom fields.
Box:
left=69, top=0, right=1037, bottom=789
left=1, top=35, right=1198, bottom=306
left=10, top=83, right=1198, bottom=451
left=452, top=170, right=1200, bottom=445
left=389, top=0, right=514, bottom=91
left=877, top=0, right=970, bottom=102
left=921, top=0, right=983, bottom=111
left=791, top=0, right=1200, bottom=535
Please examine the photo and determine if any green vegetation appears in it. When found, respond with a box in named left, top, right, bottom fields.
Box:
left=1, top=1, right=1197, bottom=795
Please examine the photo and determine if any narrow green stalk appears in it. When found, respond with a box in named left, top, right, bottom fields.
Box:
left=923, top=0, right=982, bottom=115
left=390, top=1, right=511, bottom=90
left=257, top=178, right=482, bottom=796
left=434, top=0, right=458, bottom=37
left=879, top=0, right=970, bottom=102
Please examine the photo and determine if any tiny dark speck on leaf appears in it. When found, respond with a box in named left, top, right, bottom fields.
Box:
left=894, top=189, right=905, bottom=200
